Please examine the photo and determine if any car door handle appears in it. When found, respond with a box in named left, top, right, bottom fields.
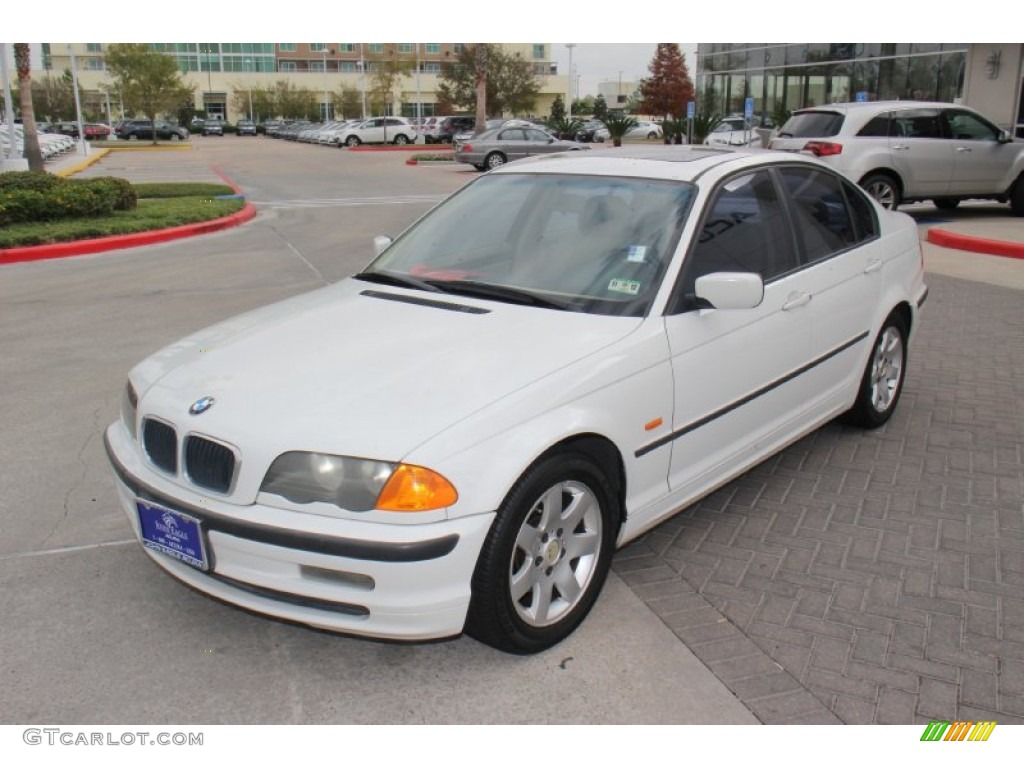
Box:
left=956, top=147, right=972, bottom=153
left=782, top=292, right=812, bottom=311
left=864, top=259, right=883, bottom=274
left=891, top=144, right=910, bottom=151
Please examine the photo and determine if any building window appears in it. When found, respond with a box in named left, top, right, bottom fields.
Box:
left=310, top=61, right=325, bottom=72
left=368, top=44, right=384, bottom=54
left=397, top=44, right=414, bottom=54
left=86, top=43, right=103, bottom=53
left=453, top=44, right=464, bottom=54
left=279, top=44, right=297, bottom=52
left=85, top=59, right=105, bottom=71
left=340, top=61, right=357, bottom=72
left=533, top=44, right=545, bottom=59
left=425, top=44, right=441, bottom=55
left=423, top=62, right=441, bottom=73
left=338, top=44, right=355, bottom=53
left=310, top=43, right=327, bottom=52
left=279, top=61, right=297, bottom=72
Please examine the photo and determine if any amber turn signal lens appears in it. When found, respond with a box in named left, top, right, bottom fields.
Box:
left=375, top=464, right=458, bottom=512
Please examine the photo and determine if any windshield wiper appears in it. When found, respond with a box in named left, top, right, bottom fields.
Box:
left=425, top=280, right=573, bottom=311
left=354, top=271, right=443, bottom=293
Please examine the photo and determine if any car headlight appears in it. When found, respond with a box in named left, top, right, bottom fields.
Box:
left=121, top=380, right=139, bottom=440
left=260, top=452, right=458, bottom=513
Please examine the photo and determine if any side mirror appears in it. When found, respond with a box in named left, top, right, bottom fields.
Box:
left=998, top=130, right=1014, bottom=144
left=695, top=272, right=764, bottom=310
left=373, top=235, right=393, bottom=256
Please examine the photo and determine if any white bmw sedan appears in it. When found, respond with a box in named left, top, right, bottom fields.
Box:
left=105, top=147, right=927, bottom=654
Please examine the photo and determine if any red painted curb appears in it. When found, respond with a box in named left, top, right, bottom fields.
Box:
left=926, top=227, right=1024, bottom=260
left=0, top=204, right=257, bottom=265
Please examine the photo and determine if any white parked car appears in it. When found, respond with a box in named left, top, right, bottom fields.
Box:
left=626, top=120, right=663, bottom=139
left=705, top=116, right=761, bottom=147
left=769, top=100, right=1024, bottom=213
left=106, top=147, right=926, bottom=654
left=337, top=116, right=417, bottom=147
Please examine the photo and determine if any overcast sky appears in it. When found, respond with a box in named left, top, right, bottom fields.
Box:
left=551, top=44, right=698, bottom=99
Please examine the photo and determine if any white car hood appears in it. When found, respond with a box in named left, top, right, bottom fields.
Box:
left=136, top=278, right=642, bottom=462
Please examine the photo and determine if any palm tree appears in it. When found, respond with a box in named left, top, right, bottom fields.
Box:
left=14, top=43, right=44, bottom=171
left=601, top=114, right=638, bottom=148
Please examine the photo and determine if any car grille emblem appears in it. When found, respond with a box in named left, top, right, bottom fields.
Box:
left=189, top=396, right=216, bottom=416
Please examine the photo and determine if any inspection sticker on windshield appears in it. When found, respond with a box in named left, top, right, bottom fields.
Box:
left=626, top=245, right=647, bottom=263
left=608, top=278, right=641, bottom=295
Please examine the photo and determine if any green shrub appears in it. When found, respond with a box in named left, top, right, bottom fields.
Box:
left=0, top=170, right=63, bottom=194
left=76, top=176, right=138, bottom=211
left=133, top=182, right=235, bottom=199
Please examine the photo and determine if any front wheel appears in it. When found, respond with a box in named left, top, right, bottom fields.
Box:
left=170, top=133, right=181, bottom=142
left=842, top=313, right=908, bottom=429
left=345, top=135, right=361, bottom=147
left=393, top=134, right=409, bottom=145
left=465, top=452, right=618, bottom=654
left=860, top=173, right=901, bottom=210
left=485, top=152, right=506, bottom=170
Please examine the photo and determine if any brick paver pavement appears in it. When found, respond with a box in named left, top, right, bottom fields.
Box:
left=614, top=271, right=1024, bottom=724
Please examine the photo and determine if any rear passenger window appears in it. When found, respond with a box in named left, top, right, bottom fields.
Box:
left=779, top=168, right=858, bottom=261
left=857, top=113, right=892, bottom=137
left=891, top=109, right=943, bottom=139
left=680, top=171, right=798, bottom=299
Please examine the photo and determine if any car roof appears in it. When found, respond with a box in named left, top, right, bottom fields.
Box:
left=795, top=100, right=966, bottom=114
left=490, top=145, right=829, bottom=182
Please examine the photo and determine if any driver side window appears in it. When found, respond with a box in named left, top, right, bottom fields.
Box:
left=678, top=170, right=798, bottom=303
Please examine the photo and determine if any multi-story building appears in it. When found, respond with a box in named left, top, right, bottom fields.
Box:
left=695, top=43, right=1024, bottom=136
left=37, top=43, right=566, bottom=123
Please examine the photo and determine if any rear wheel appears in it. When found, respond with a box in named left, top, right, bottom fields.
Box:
left=1011, top=177, right=1024, bottom=216
left=485, top=152, right=506, bottom=170
left=861, top=173, right=901, bottom=210
left=843, top=312, right=908, bottom=429
left=170, top=133, right=181, bottom=142
left=465, top=452, right=618, bottom=654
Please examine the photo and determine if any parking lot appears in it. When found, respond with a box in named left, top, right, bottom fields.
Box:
left=3, top=137, right=1024, bottom=725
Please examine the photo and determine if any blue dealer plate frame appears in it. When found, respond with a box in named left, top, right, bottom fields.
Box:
left=136, top=500, right=209, bottom=571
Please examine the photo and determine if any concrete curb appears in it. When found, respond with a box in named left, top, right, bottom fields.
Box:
left=53, top=148, right=112, bottom=177
left=926, top=227, right=1024, bottom=260
left=0, top=205, right=257, bottom=265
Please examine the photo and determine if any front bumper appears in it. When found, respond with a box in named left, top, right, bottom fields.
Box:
left=104, top=422, right=495, bottom=641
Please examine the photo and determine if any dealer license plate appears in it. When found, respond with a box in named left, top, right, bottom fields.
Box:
left=136, top=500, right=208, bottom=571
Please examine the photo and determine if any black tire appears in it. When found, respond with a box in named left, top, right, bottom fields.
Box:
left=473, top=164, right=486, bottom=171
left=345, top=135, right=361, bottom=147
left=465, top=452, right=618, bottom=654
left=842, top=312, right=909, bottom=429
left=1011, top=177, right=1024, bottom=217
left=647, top=131, right=658, bottom=139
left=393, top=134, right=409, bottom=145
left=485, top=151, right=506, bottom=170
left=860, top=173, right=901, bottom=211
left=933, top=198, right=960, bottom=211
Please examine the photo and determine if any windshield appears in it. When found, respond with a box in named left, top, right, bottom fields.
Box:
left=361, top=173, right=696, bottom=317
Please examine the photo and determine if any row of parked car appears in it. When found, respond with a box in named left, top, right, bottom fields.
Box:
left=2, top=123, right=79, bottom=160
left=455, top=102, right=1024, bottom=214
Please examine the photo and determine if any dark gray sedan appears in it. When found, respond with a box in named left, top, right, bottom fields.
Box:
left=454, top=126, right=589, bottom=170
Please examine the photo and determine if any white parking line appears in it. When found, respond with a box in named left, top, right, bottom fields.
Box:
left=0, top=539, right=136, bottom=562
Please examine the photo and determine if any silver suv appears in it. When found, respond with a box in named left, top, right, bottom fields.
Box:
left=769, top=101, right=1024, bottom=214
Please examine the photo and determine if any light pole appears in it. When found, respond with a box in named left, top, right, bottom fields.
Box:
left=565, top=44, right=575, bottom=121
left=244, top=58, right=254, bottom=122
left=321, top=47, right=334, bottom=121
left=69, top=45, right=87, bottom=156
left=415, top=44, right=424, bottom=144
left=359, top=43, right=367, bottom=119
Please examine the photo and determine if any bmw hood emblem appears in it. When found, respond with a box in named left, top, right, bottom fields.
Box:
left=189, top=396, right=216, bottom=415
